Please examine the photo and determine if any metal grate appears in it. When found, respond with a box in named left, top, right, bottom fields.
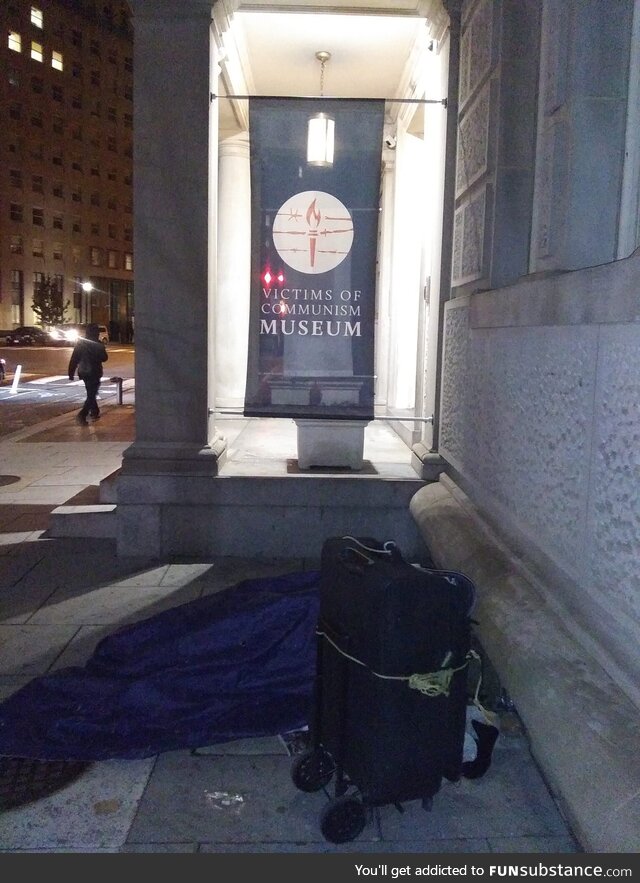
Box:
left=0, top=756, right=92, bottom=811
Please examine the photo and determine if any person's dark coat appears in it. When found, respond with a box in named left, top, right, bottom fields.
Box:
left=68, top=327, right=108, bottom=381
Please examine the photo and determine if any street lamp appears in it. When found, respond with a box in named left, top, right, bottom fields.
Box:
left=81, top=281, right=93, bottom=293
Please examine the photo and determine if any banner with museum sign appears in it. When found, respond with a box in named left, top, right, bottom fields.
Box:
left=244, top=97, right=384, bottom=420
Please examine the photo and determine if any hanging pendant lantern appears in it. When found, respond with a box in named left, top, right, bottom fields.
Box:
left=307, top=51, right=334, bottom=168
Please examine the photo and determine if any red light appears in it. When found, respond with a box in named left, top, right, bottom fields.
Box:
left=262, top=269, right=272, bottom=285
left=276, top=272, right=285, bottom=284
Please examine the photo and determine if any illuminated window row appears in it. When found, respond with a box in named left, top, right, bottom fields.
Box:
left=8, top=32, right=63, bottom=70
left=10, top=237, right=133, bottom=272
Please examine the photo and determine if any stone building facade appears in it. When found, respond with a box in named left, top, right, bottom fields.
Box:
left=120, top=0, right=640, bottom=851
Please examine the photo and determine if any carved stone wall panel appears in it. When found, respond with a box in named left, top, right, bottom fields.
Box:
left=532, top=119, right=567, bottom=264
left=439, top=300, right=470, bottom=467
left=541, top=0, right=568, bottom=116
left=456, top=82, right=490, bottom=194
left=451, top=187, right=487, bottom=285
left=459, top=0, right=494, bottom=109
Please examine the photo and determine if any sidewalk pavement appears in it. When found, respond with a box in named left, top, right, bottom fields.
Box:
left=0, top=403, right=581, bottom=854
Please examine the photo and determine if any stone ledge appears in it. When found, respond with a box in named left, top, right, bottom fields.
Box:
left=49, top=504, right=117, bottom=539
left=409, top=475, right=640, bottom=854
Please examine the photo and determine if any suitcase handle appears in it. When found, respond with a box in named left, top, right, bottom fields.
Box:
left=339, top=537, right=404, bottom=573
left=340, top=545, right=375, bottom=573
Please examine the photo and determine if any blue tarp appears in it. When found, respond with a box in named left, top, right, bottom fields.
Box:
left=0, top=570, right=321, bottom=761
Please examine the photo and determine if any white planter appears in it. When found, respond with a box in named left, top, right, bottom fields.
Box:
left=295, top=419, right=369, bottom=469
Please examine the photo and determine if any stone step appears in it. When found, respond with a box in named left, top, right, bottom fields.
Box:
left=115, top=473, right=429, bottom=558
left=49, top=504, right=117, bottom=539
left=99, top=468, right=121, bottom=503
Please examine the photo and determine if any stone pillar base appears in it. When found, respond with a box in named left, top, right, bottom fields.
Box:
left=295, top=419, right=369, bottom=469
left=120, top=433, right=227, bottom=476
left=411, top=441, right=447, bottom=481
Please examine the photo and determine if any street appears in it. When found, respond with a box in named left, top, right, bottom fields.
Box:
left=0, top=343, right=135, bottom=438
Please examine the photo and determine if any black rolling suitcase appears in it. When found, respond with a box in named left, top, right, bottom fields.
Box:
left=291, top=536, right=476, bottom=843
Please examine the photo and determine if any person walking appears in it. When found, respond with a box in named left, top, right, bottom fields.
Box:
left=68, top=323, right=108, bottom=425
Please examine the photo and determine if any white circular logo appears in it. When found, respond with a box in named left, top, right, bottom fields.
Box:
left=272, top=191, right=354, bottom=275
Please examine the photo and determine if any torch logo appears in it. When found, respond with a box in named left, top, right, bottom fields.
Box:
left=272, top=191, right=354, bottom=274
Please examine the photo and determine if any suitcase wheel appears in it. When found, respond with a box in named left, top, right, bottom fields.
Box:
left=291, top=748, right=335, bottom=793
left=320, top=795, right=367, bottom=844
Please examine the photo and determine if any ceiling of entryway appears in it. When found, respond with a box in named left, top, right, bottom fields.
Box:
left=215, top=1, right=446, bottom=138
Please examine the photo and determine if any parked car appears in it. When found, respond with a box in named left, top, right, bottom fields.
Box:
left=5, top=325, right=52, bottom=346
left=48, top=323, right=110, bottom=345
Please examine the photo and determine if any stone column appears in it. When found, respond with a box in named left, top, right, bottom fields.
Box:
left=215, top=133, right=251, bottom=410
left=122, top=0, right=225, bottom=475
left=117, top=0, right=225, bottom=557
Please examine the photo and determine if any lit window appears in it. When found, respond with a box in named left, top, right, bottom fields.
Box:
left=72, top=246, right=81, bottom=263
left=10, top=203, right=24, bottom=222
left=52, top=50, right=63, bottom=71
left=124, top=253, right=133, bottom=271
left=108, top=250, right=118, bottom=269
left=53, top=214, right=63, bottom=230
left=33, top=239, right=44, bottom=258
left=53, top=243, right=63, bottom=261
left=31, top=7, right=43, bottom=28
left=10, top=235, right=23, bottom=254
left=31, top=41, right=43, bottom=62
left=8, top=32, right=21, bottom=53
left=32, top=207, right=44, bottom=226
left=90, top=247, right=102, bottom=267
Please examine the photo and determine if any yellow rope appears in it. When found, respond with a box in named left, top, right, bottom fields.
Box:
left=316, top=630, right=480, bottom=698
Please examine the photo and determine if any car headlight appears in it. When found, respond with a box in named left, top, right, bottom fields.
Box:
left=65, top=329, right=80, bottom=341
left=49, top=329, right=61, bottom=340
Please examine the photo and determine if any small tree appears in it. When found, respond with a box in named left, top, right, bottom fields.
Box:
left=32, top=275, right=71, bottom=327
